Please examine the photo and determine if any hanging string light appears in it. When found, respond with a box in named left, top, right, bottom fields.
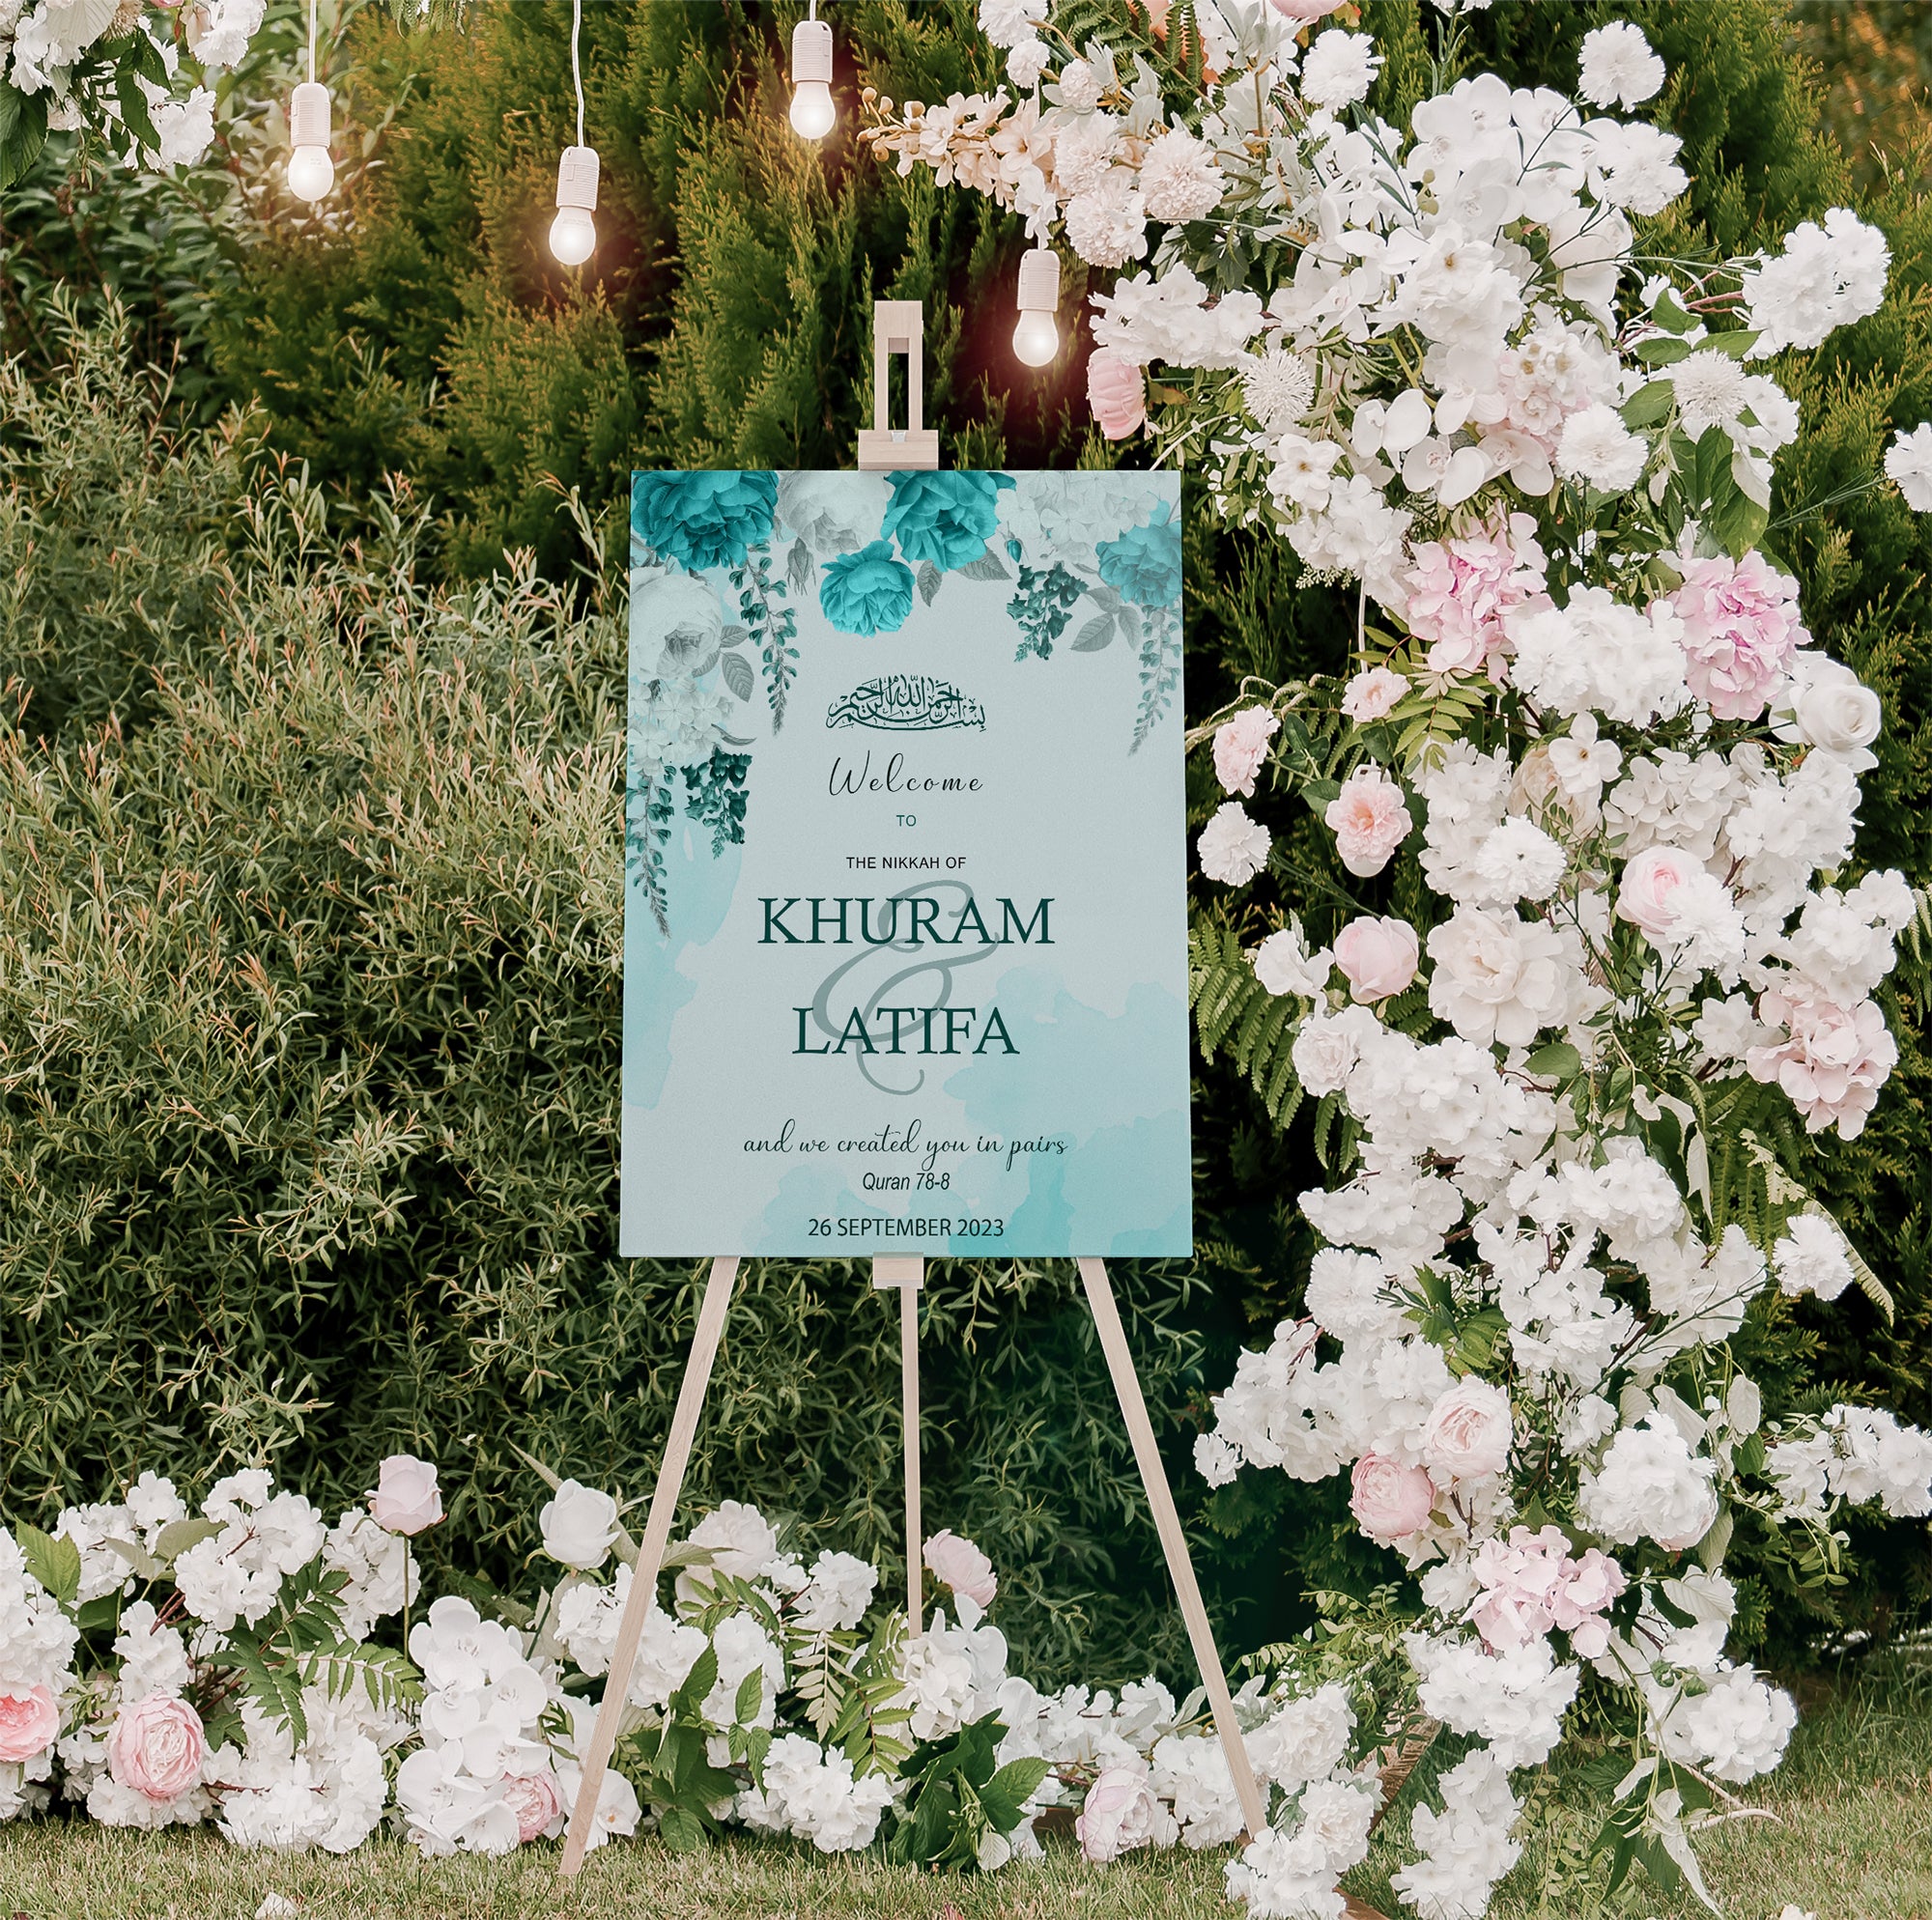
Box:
left=788, top=1, right=836, bottom=141
left=1012, top=243, right=1061, bottom=367
left=286, top=0, right=334, bottom=204
left=550, top=0, right=599, bottom=266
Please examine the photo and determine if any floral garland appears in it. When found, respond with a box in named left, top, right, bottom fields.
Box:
left=866, top=1, right=1932, bottom=1915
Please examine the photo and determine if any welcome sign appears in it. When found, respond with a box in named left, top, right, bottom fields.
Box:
left=620, top=469, right=1190, bottom=1259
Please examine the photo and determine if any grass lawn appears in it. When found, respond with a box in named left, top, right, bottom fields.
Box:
left=0, top=1678, right=1924, bottom=1920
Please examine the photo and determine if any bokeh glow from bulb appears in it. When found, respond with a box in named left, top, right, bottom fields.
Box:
left=789, top=81, right=836, bottom=140
left=1012, top=309, right=1059, bottom=367
left=550, top=205, right=596, bottom=266
left=287, top=145, right=335, bottom=203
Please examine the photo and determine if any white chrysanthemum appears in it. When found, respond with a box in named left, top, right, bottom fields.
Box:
left=1772, top=1211, right=1856, bottom=1302
left=1239, top=344, right=1317, bottom=435
left=1139, top=127, right=1226, bottom=223
left=1470, top=817, right=1568, bottom=905
left=1555, top=402, right=1648, bottom=493
left=1198, top=802, right=1271, bottom=886
left=1885, top=422, right=1932, bottom=511
left=1300, top=30, right=1381, bottom=109
left=1063, top=174, right=1148, bottom=269
left=977, top=0, right=1037, bottom=48
left=1668, top=350, right=1752, bottom=438
left=1578, top=22, right=1665, bottom=107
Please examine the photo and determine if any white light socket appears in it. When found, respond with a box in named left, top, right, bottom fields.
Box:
left=555, top=144, right=600, bottom=212
left=1016, top=245, right=1061, bottom=312
left=290, top=80, right=330, bottom=149
left=791, top=15, right=833, bottom=85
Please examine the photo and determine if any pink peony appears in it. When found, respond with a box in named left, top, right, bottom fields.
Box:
left=1668, top=552, right=1804, bottom=721
left=1268, top=0, right=1348, bottom=17
left=1076, top=1764, right=1172, bottom=1861
left=1332, top=915, right=1420, bottom=1004
left=1402, top=522, right=1548, bottom=679
left=1341, top=665, right=1409, bottom=722
left=1747, top=986, right=1898, bottom=1140
left=502, top=1769, right=563, bottom=1843
left=1420, top=1378, right=1514, bottom=1483
left=1350, top=1453, right=1436, bottom=1543
left=0, top=1683, right=58, bottom=1764
left=1614, top=844, right=1703, bottom=939
left=1323, top=766, right=1412, bottom=877
left=923, top=1530, right=997, bottom=1608
left=370, top=1454, right=443, bottom=1536
left=1212, top=706, right=1280, bottom=797
left=107, top=1692, right=207, bottom=1802
left=1087, top=351, right=1148, bottom=440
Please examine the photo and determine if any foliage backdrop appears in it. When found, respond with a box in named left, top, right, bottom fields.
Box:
left=1, top=0, right=1928, bottom=1679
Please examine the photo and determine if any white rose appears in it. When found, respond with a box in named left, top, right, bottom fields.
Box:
left=539, top=1481, right=620, bottom=1571
left=631, top=571, right=723, bottom=681
left=1774, top=652, right=1882, bottom=770
left=1421, top=1378, right=1514, bottom=1483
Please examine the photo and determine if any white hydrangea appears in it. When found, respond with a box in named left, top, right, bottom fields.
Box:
left=1649, top=1666, right=1796, bottom=1784
left=1577, top=1414, right=1719, bottom=1551
left=1390, top=1746, right=1522, bottom=1920
left=1742, top=209, right=1890, bottom=357
left=1406, top=1632, right=1579, bottom=1769
left=173, top=1473, right=327, bottom=1634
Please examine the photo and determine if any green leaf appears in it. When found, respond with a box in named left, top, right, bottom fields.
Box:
left=153, top=1517, right=224, bottom=1562
left=1620, top=379, right=1676, bottom=429
left=1635, top=335, right=1693, bottom=366
left=733, top=1666, right=765, bottom=1727
left=1649, top=290, right=1698, bottom=334
left=1522, top=1041, right=1581, bottom=1082
left=0, top=84, right=49, bottom=193
left=16, top=1523, right=81, bottom=1608
left=657, top=1804, right=707, bottom=1853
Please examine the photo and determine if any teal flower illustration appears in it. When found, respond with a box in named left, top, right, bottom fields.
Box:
left=1095, top=508, right=1181, bottom=608
left=881, top=470, right=1016, bottom=571
left=820, top=541, right=916, bottom=635
left=632, top=471, right=778, bottom=572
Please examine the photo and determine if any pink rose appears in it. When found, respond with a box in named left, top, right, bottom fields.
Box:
left=107, top=1692, right=207, bottom=1802
left=1268, top=0, right=1347, bottom=17
left=501, top=1769, right=563, bottom=1843
left=1668, top=552, right=1804, bottom=721
left=1087, top=351, right=1148, bottom=441
left=1332, top=915, right=1419, bottom=1004
left=1341, top=666, right=1408, bottom=722
left=0, top=1683, right=58, bottom=1764
left=1075, top=1764, right=1171, bottom=1861
left=1349, top=1453, right=1435, bottom=1543
left=370, top=1454, right=443, bottom=1536
left=1421, top=1378, right=1514, bottom=1483
left=1614, top=844, right=1702, bottom=939
left=1323, top=765, right=1412, bottom=877
left=1212, top=706, right=1280, bottom=797
left=923, top=1530, right=997, bottom=1608
left=1747, top=987, right=1898, bottom=1140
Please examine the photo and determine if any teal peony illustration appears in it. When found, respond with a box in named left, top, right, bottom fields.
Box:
left=881, top=470, right=1016, bottom=571
left=632, top=471, right=778, bottom=571
left=1095, top=507, right=1181, bottom=608
left=820, top=541, right=916, bottom=635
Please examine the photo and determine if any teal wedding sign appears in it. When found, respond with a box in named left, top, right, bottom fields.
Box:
left=621, top=469, right=1190, bottom=1259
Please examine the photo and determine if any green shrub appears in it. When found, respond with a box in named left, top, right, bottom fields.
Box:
left=0, top=311, right=1207, bottom=1686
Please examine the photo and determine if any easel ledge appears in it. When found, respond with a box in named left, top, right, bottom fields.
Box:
left=556, top=1253, right=1266, bottom=1876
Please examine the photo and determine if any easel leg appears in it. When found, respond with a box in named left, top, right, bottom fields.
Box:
left=559, top=1255, right=739, bottom=1877
left=1077, top=1256, right=1268, bottom=1844
left=874, top=1256, right=924, bottom=1637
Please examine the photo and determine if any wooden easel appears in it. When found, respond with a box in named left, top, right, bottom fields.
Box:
left=562, top=305, right=1264, bottom=1873
left=557, top=1254, right=1266, bottom=1873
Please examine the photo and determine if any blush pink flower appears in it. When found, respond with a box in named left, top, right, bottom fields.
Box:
left=370, top=1454, right=443, bottom=1536
left=1087, top=351, right=1148, bottom=440
left=1350, top=1453, right=1436, bottom=1542
left=1323, top=765, right=1412, bottom=877
left=1668, top=552, right=1804, bottom=720
left=0, top=1684, right=58, bottom=1764
left=1268, top=0, right=1348, bottom=17
left=1076, top=1764, right=1171, bottom=1861
left=107, top=1693, right=207, bottom=1802
left=502, top=1769, right=563, bottom=1844
left=1614, top=844, right=1704, bottom=939
left=1402, top=522, right=1548, bottom=679
left=1420, top=1378, right=1514, bottom=1482
left=1212, top=706, right=1280, bottom=796
left=1467, top=1526, right=1626, bottom=1656
left=1332, top=915, right=1419, bottom=1003
left=1342, top=665, right=1409, bottom=722
left=923, top=1530, right=998, bottom=1608
left=1549, top=1547, right=1627, bottom=1657
left=1747, top=986, right=1898, bottom=1139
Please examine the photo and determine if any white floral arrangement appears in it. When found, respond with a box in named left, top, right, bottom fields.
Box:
left=867, top=1, right=1932, bottom=1915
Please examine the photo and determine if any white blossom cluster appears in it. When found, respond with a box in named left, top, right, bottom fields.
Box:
left=0, top=0, right=267, bottom=171
left=873, top=12, right=1932, bottom=1914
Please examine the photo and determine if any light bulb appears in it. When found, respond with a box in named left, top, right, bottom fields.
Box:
left=550, top=144, right=600, bottom=267
left=286, top=81, right=333, bottom=204
left=788, top=15, right=836, bottom=140
left=788, top=79, right=836, bottom=140
left=287, top=144, right=335, bottom=203
left=1013, top=245, right=1062, bottom=369
left=550, top=204, right=597, bottom=265
left=1012, top=309, right=1059, bottom=367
